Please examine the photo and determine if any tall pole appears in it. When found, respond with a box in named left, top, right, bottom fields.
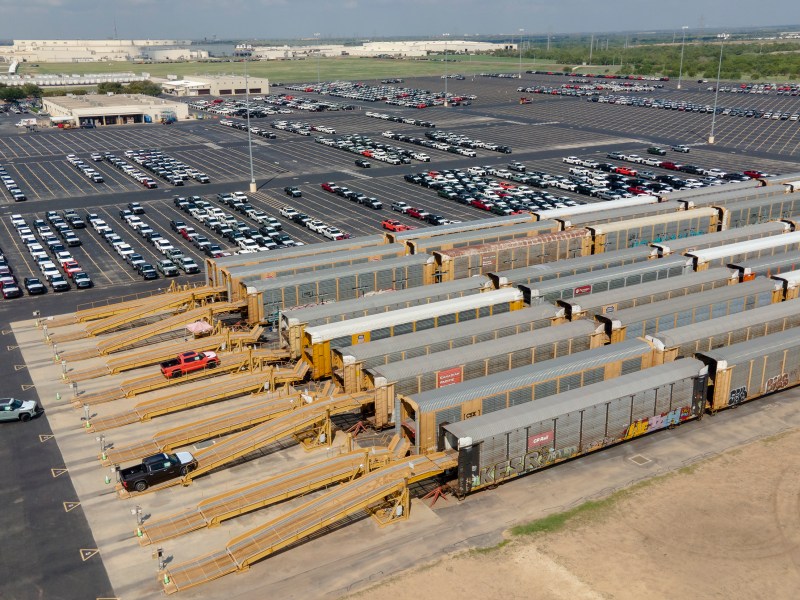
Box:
left=244, top=49, right=256, bottom=193
left=589, top=33, right=594, bottom=64
left=443, top=33, right=449, bottom=104
left=708, top=33, right=728, bottom=145
left=677, top=26, right=688, bottom=90
left=314, top=32, right=321, bottom=85
left=519, top=29, right=524, bottom=79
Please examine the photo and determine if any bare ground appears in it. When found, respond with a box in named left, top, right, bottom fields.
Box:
left=347, top=428, right=800, bottom=600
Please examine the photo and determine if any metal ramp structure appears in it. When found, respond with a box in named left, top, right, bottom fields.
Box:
left=60, top=301, right=246, bottom=361
left=67, top=327, right=275, bottom=382
left=49, top=286, right=227, bottom=342
left=102, top=389, right=307, bottom=465
left=140, top=446, right=393, bottom=545
left=162, top=452, right=457, bottom=593
left=88, top=362, right=310, bottom=432
left=72, top=350, right=270, bottom=408
left=179, top=392, right=376, bottom=485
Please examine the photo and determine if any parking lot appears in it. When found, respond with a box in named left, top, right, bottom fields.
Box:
left=1, top=69, right=800, bottom=600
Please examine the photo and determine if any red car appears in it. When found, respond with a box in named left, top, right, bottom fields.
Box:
left=321, top=182, right=337, bottom=193
left=627, top=186, right=650, bottom=195
left=382, top=219, right=410, bottom=232
left=406, top=207, right=430, bottom=219
left=614, top=166, right=637, bottom=176
left=62, top=260, right=83, bottom=278
left=743, top=170, right=766, bottom=179
left=660, top=161, right=680, bottom=171
left=470, top=198, right=494, bottom=211
left=160, top=351, right=219, bottom=379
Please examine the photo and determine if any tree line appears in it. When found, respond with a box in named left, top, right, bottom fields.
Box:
left=1, top=80, right=162, bottom=102
left=503, top=40, right=800, bottom=80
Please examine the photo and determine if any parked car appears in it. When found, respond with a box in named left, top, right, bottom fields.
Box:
left=0, top=397, right=42, bottom=422
left=23, top=277, right=46, bottom=295
left=283, top=186, right=302, bottom=198
left=119, top=452, right=197, bottom=493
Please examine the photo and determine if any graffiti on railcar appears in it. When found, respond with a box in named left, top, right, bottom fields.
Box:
left=728, top=386, right=748, bottom=406
left=765, top=373, right=789, bottom=394
left=622, top=406, right=693, bottom=440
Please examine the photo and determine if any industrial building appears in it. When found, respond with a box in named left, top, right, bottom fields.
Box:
left=0, top=39, right=205, bottom=63
left=42, top=93, right=189, bottom=127
left=248, top=39, right=514, bottom=60
left=159, top=75, right=269, bottom=97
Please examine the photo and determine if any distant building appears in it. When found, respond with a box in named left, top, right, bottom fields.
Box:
left=251, top=40, right=514, bottom=60
left=42, top=93, right=189, bottom=127
left=159, top=75, right=269, bottom=97
left=0, top=40, right=206, bottom=63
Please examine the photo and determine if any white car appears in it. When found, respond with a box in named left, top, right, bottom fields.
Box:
left=41, top=264, right=61, bottom=281
left=323, top=226, right=345, bottom=240
left=279, top=206, right=298, bottom=218
left=115, top=243, right=134, bottom=257
left=307, top=220, right=327, bottom=233
left=238, top=238, right=259, bottom=252
left=154, top=239, right=174, bottom=254
left=11, top=214, right=26, bottom=228
left=562, top=156, right=582, bottom=165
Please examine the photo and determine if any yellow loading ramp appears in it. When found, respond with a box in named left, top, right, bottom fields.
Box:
left=83, top=287, right=226, bottom=337
left=141, top=446, right=393, bottom=545
left=47, top=297, right=148, bottom=328
left=72, top=351, right=265, bottom=408
left=68, top=327, right=276, bottom=382
left=88, top=362, right=309, bottom=432
left=162, top=452, right=456, bottom=594
left=102, top=387, right=306, bottom=465
left=60, top=301, right=247, bottom=362
left=49, top=286, right=226, bottom=343
left=180, top=392, right=376, bottom=485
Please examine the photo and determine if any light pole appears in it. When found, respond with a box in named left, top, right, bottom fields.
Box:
left=518, top=28, right=524, bottom=79
left=677, top=26, right=688, bottom=90
left=708, top=33, right=729, bottom=145
left=442, top=33, right=450, bottom=105
left=244, top=46, right=256, bottom=193
left=314, top=32, right=321, bottom=85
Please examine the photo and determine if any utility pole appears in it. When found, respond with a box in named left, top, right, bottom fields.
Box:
left=589, top=33, right=594, bottom=64
left=244, top=48, right=256, bottom=193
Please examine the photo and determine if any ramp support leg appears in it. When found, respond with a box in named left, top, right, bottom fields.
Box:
left=369, top=478, right=410, bottom=528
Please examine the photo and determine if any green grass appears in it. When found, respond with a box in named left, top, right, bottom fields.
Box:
left=509, top=473, right=671, bottom=538
left=19, top=56, right=573, bottom=84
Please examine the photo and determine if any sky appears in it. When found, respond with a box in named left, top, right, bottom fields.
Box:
left=1, top=0, right=796, bottom=41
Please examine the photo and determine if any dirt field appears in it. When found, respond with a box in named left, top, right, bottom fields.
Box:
left=348, top=428, right=800, bottom=600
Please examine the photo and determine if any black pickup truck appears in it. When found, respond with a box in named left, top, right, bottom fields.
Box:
left=119, top=452, right=197, bottom=492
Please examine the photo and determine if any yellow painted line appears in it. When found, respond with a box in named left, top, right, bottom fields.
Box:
left=63, top=501, right=81, bottom=512
left=51, top=468, right=68, bottom=477
left=39, top=434, right=54, bottom=442
left=21, top=384, right=35, bottom=391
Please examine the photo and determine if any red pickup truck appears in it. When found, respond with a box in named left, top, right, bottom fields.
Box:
left=160, top=351, right=219, bottom=378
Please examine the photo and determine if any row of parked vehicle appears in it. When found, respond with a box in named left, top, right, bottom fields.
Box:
left=219, top=119, right=277, bottom=139
left=176, top=193, right=300, bottom=254
left=316, top=133, right=428, bottom=164
left=127, top=149, right=210, bottom=186
left=589, top=93, right=800, bottom=122
left=424, top=130, right=512, bottom=154
left=84, top=204, right=197, bottom=280
left=0, top=163, right=27, bottom=201
left=279, top=204, right=349, bottom=241
left=65, top=154, right=104, bottom=183
left=269, top=120, right=335, bottom=136
left=603, top=150, right=761, bottom=181
left=103, top=152, right=158, bottom=189
left=402, top=166, right=582, bottom=215
left=364, top=111, right=436, bottom=128
left=319, top=182, right=382, bottom=210
left=7, top=213, right=93, bottom=295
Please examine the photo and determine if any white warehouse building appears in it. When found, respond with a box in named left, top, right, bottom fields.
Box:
left=0, top=40, right=204, bottom=63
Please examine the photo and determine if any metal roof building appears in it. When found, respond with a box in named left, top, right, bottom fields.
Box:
left=648, top=299, right=800, bottom=362
left=730, top=252, right=800, bottom=280
left=650, top=221, right=792, bottom=257
left=409, top=220, right=558, bottom=255
left=686, top=231, right=800, bottom=270
left=557, top=267, right=741, bottom=320
left=400, top=338, right=654, bottom=454
left=444, top=359, right=705, bottom=445
left=490, top=246, right=652, bottom=288
left=518, top=254, right=691, bottom=305
left=596, top=277, right=780, bottom=342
